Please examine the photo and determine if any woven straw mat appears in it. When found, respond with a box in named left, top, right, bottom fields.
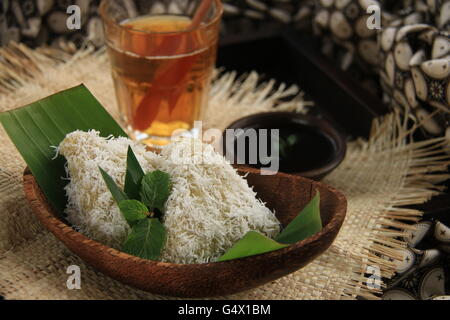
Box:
left=0, top=44, right=449, bottom=300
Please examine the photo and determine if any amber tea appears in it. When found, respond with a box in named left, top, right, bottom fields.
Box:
left=106, top=16, right=214, bottom=145
left=100, top=0, right=222, bottom=146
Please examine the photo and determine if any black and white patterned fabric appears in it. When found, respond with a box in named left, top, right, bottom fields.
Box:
left=383, top=219, right=450, bottom=300
left=0, top=0, right=104, bottom=52
left=312, top=0, right=391, bottom=96
left=312, top=0, right=450, bottom=137
left=379, top=25, right=450, bottom=137
left=0, top=0, right=313, bottom=52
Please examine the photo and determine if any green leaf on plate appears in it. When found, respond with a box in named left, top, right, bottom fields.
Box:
left=140, top=170, right=171, bottom=212
left=122, top=218, right=166, bottom=260
left=99, top=166, right=128, bottom=204
left=276, top=192, right=322, bottom=244
left=0, top=85, right=127, bottom=214
left=118, top=200, right=149, bottom=226
left=217, top=231, right=289, bottom=262
left=217, top=193, right=322, bottom=261
left=124, top=146, right=145, bottom=200
left=287, top=134, right=298, bottom=146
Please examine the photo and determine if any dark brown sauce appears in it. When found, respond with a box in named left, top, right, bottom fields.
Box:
left=228, top=123, right=337, bottom=174
left=276, top=126, right=336, bottom=173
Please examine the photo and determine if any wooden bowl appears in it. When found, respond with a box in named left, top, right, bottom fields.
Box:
left=23, top=166, right=346, bottom=298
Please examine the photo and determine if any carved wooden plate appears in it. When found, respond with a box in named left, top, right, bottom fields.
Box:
left=23, top=166, right=346, bottom=298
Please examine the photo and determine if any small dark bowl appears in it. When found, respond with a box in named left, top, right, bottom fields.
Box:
left=223, top=112, right=347, bottom=180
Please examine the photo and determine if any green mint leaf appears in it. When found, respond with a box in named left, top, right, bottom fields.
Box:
left=277, top=137, right=287, bottom=158
left=118, top=200, right=149, bottom=226
left=287, top=134, right=298, bottom=146
left=140, top=170, right=171, bottom=212
left=275, top=192, right=322, bottom=244
left=217, top=231, right=289, bottom=262
left=124, top=146, right=145, bottom=200
left=99, top=166, right=128, bottom=204
left=122, top=218, right=166, bottom=260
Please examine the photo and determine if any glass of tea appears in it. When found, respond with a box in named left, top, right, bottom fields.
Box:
left=100, top=0, right=223, bottom=146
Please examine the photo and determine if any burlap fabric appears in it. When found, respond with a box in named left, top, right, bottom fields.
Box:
left=0, top=43, right=449, bottom=300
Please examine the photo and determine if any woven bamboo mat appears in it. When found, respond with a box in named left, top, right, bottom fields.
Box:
left=0, top=43, right=449, bottom=300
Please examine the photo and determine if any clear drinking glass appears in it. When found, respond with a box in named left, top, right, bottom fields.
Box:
left=100, top=0, right=223, bottom=146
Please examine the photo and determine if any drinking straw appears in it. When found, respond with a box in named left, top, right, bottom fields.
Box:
left=133, top=0, right=214, bottom=132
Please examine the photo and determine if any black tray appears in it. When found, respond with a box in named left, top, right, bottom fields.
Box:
left=217, top=30, right=450, bottom=219
left=217, top=29, right=389, bottom=139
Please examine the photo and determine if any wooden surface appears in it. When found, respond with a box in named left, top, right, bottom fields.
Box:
left=23, top=166, right=347, bottom=298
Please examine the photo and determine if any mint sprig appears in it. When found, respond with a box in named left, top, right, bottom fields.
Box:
left=99, top=167, right=128, bottom=204
left=122, top=218, right=166, bottom=260
left=99, top=148, right=171, bottom=261
left=118, top=200, right=149, bottom=226
left=124, top=146, right=145, bottom=200
left=140, top=170, right=171, bottom=213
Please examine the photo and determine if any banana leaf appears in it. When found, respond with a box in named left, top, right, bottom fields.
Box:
left=217, top=193, right=322, bottom=261
left=276, top=192, right=322, bottom=244
left=217, top=231, right=289, bottom=262
left=0, top=85, right=127, bottom=214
